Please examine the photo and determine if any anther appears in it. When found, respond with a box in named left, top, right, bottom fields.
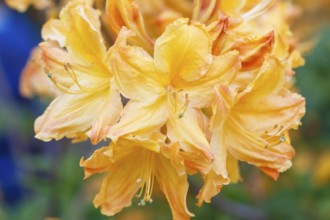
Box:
left=138, top=200, right=146, bottom=206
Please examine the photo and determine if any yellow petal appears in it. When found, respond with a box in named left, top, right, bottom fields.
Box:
left=108, top=97, right=169, bottom=142
left=110, top=27, right=166, bottom=101
left=167, top=105, right=214, bottom=164
left=196, top=171, right=227, bottom=207
left=35, top=89, right=122, bottom=143
left=227, top=31, right=274, bottom=71
left=224, top=117, right=295, bottom=173
left=226, top=153, right=241, bottom=183
left=239, top=56, right=286, bottom=100
left=106, top=0, right=154, bottom=52
left=232, top=92, right=305, bottom=136
left=154, top=18, right=213, bottom=82
left=86, top=89, right=123, bottom=144
left=58, top=0, right=109, bottom=77
left=80, top=146, right=112, bottom=179
left=181, top=51, right=240, bottom=108
left=155, top=144, right=194, bottom=219
left=92, top=147, right=142, bottom=216
left=42, top=19, right=67, bottom=47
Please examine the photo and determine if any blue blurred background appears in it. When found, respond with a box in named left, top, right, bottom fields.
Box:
left=0, top=1, right=330, bottom=219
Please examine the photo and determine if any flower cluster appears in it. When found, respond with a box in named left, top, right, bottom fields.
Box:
left=15, top=0, right=305, bottom=219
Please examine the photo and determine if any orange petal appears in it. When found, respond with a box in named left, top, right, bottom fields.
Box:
left=80, top=146, right=112, bottom=179
left=228, top=31, right=274, bottom=71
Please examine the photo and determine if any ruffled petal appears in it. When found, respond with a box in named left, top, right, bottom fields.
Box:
left=154, top=18, right=213, bottom=82
left=80, top=146, right=112, bottom=179
left=155, top=144, right=194, bottom=220
left=232, top=91, right=305, bottom=136
left=167, top=105, right=213, bottom=164
left=227, top=31, right=274, bottom=71
left=108, top=97, right=169, bottom=141
left=110, top=27, right=166, bottom=101
left=91, top=144, right=142, bottom=216
left=42, top=19, right=67, bottom=47
left=182, top=51, right=240, bottom=108
left=58, top=0, right=109, bottom=77
left=35, top=88, right=122, bottom=143
left=223, top=117, right=295, bottom=175
left=239, top=56, right=286, bottom=100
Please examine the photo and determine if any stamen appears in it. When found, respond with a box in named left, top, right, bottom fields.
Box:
left=242, top=0, right=273, bottom=21
left=178, top=94, right=189, bottom=118
left=135, top=152, right=155, bottom=206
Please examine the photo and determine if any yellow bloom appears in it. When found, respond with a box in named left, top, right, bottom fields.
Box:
left=34, top=0, right=122, bottom=144
left=4, top=0, right=52, bottom=12
left=80, top=134, right=193, bottom=219
left=213, top=56, right=305, bottom=179
left=197, top=56, right=305, bottom=205
left=108, top=18, right=240, bottom=173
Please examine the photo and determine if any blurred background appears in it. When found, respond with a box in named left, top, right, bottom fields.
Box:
left=0, top=0, right=330, bottom=219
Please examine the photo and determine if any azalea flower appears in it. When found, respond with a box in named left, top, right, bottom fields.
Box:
left=80, top=134, right=193, bottom=219
left=34, top=0, right=122, bottom=144
left=197, top=56, right=305, bottom=205
left=108, top=18, right=240, bottom=173
left=11, top=0, right=308, bottom=218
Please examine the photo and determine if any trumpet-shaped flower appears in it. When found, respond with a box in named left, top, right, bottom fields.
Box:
left=34, top=0, right=122, bottom=144
left=108, top=18, right=240, bottom=173
left=80, top=134, right=193, bottom=219
left=197, top=56, right=305, bottom=205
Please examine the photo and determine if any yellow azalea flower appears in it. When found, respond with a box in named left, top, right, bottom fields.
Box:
left=34, top=0, right=122, bottom=144
left=215, top=56, right=304, bottom=177
left=80, top=134, right=193, bottom=219
left=197, top=56, right=305, bottom=205
left=108, top=18, right=240, bottom=173
left=4, top=0, right=52, bottom=12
